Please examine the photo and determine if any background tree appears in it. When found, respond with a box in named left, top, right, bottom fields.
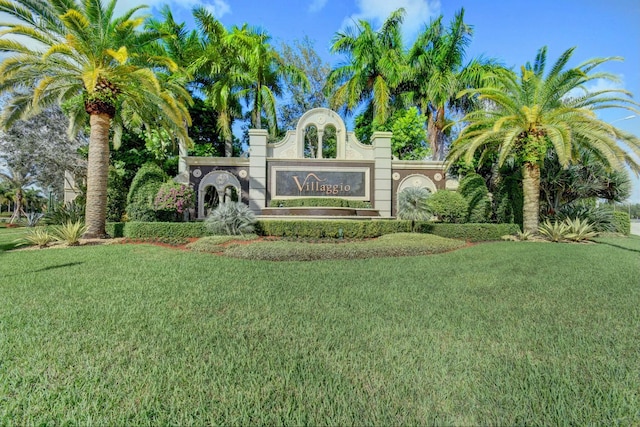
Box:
left=0, top=106, right=87, bottom=199
left=0, top=165, right=35, bottom=223
left=447, top=47, right=640, bottom=233
left=0, top=0, right=192, bottom=237
left=278, top=37, right=331, bottom=130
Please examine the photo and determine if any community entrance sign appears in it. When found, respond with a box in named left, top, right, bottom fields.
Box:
left=181, top=108, right=455, bottom=219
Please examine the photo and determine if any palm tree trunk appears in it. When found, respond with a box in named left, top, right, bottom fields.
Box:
left=9, top=188, right=23, bottom=224
left=522, top=162, right=541, bottom=234
left=225, top=135, right=233, bottom=157
left=428, top=107, right=446, bottom=160
left=84, top=113, right=111, bottom=238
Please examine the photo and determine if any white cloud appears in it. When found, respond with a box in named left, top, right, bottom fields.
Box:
left=343, top=0, right=440, bottom=41
left=309, top=0, right=329, bottom=13
left=565, top=76, right=625, bottom=100
left=113, top=0, right=231, bottom=19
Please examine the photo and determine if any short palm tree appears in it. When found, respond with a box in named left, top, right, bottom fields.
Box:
left=327, top=8, right=407, bottom=126
left=408, top=9, right=500, bottom=160
left=0, top=0, right=192, bottom=237
left=0, top=166, right=36, bottom=224
left=447, top=47, right=640, bottom=233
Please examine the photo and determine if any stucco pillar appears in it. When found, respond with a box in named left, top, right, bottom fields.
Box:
left=372, top=131, right=392, bottom=217
left=248, top=129, right=268, bottom=214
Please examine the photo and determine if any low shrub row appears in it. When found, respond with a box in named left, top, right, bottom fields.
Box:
left=223, top=233, right=466, bottom=261
left=106, top=221, right=208, bottom=239
left=269, top=198, right=371, bottom=208
left=418, top=223, right=521, bottom=242
left=255, top=219, right=411, bottom=239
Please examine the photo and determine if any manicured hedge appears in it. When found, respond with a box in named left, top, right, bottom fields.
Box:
left=269, top=198, right=371, bottom=208
left=612, top=211, right=631, bottom=235
left=417, top=223, right=521, bottom=242
left=121, top=222, right=209, bottom=239
left=106, top=222, right=126, bottom=238
left=256, top=219, right=520, bottom=241
left=256, top=219, right=410, bottom=239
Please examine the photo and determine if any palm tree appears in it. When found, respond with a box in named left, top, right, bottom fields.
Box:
left=447, top=47, right=640, bottom=233
left=408, top=9, right=500, bottom=160
left=190, top=7, right=243, bottom=157
left=0, top=0, right=192, bottom=237
left=230, top=25, right=309, bottom=136
left=327, top=8, right=407, bottom=126
left=0, top=166, right=35, bottom=223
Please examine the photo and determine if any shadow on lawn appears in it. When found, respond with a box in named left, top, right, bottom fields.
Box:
left=596, top=241, right=640, bottom=254
left=2, top=262, right=85, bottom=278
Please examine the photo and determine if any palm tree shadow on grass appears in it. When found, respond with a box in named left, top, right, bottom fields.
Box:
left=595, top=241, right=640, bottom=254
left=1, top=262, right=85, bottom=278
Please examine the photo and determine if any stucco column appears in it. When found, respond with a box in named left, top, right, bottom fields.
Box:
left=372, top=131, right=392, bottom=217
left=317, top=128, right=324, bottom=159
left=249, top=129, right=268, bottom=214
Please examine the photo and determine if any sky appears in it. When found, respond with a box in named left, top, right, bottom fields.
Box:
left=6, top=0, right=640, bottom=202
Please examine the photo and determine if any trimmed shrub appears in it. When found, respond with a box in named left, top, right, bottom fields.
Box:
left=417, top=223, right=521, bottom=242
left=106, top=222, right=125, bottom=238
left=256, top=219, right=411, bottom=239
left=458, top=173, right=491, bottom=223
left=124, top=222, right=209, bottom=239
left=126, top=163, right=168, bottom=221
left=612, top=211, right=631, bottom=235
left=107, top=167, right=127, bottom=222
left=426, top=190, right=468, bottom=223
left=270, top=198, right=372, bottom=208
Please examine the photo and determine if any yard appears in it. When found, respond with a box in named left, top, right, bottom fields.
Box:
left=0, top=229, right=638, bottom=425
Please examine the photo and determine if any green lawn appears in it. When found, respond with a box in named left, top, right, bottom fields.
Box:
left=0, top=232, right=638, bottom=425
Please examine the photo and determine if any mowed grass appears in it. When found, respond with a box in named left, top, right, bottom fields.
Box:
left=0, top=232, right=638, bottom=425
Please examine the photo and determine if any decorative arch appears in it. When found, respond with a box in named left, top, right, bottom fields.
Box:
left=198, top=170, right=242, bottom=219
left=295, top=108, right=347, bottom=158
left=397, top=174, right=437, bottom=215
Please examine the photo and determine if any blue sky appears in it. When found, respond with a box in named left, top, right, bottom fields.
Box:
left=142, top=0, right=639, bottom=200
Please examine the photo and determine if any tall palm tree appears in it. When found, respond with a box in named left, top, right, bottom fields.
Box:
left=446, top=47, right=640, bottom=233
left=0, top=0, right=192, bottom=237
left=190, top=7, right=243, bottom=156
left=230, top=25, right=309, bottom=136
left=0, top=166, right=35, bottom=223
left=327, top=8, right=407, bottom=126
left=408, top=9, right=500, bottom=160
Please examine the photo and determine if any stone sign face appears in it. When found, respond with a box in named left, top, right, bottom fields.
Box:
left=271, top=166, right=370, bottom=200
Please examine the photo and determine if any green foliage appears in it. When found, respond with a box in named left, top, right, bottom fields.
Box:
left=611, top=211, right=631, bottom=235
left=458, top=173, right=491, bottom=223
left=105, top=222, right=125, bottom=238
left=256, top=220, right=411, bottom=239
left=397, top=187, right=431, bottom=231
left=205, top=202, right=256, bottom=235
left=389, top=107, right=429, bottom=160
left=123, top=222, right=208, bottom=239
left=20, top=227, right=54, bottom=248
left=45, top=201, right=84, bottom=225
left=126, top=163, right=168, bottom=222
left=106, top=166, right=127, bottom=222
left=53, top=221, right=87, bottom=246
left=564, top=218, right=598, bottom=242
left=538, top=220, right=570, bottom=242
left=552, top=204, right=614, bottom=232
left=426, top=191, right=468, bottom=223
left=494, top=172, right=523, bottom=226
left=224, top=233, right=465, bottom=261
left=418, top=223, right=521, bottom=242
left=270, top=198, right=371, bottom=208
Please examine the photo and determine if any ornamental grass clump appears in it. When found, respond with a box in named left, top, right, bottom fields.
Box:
left=205, top=202, right=256, bottom=236
left=53, top=221, right=87, bottom=246
left=564, top=218, right=598, bottom=242
left=20, top=227, right=54, bottom=248
left=538, top=219, right=569, bottom=242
